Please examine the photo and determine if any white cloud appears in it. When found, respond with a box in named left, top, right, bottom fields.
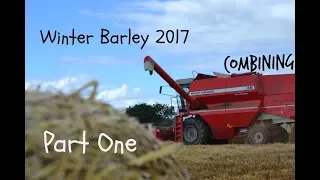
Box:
left=110, top=98, right=170, bottom=109
left=78, top=9, right=111, bottom=20
left=133, top=87, right=141, bottom=92
left=96, top=84, right=128, bottom=101
left=271, top=2, right=295, bottom=21
left=81, top=0, right=294, bottom=54
left=25, top=74, right=91, bottom=92
left=25, top=75, right=160, bottom=109
left=58, top=56, right=131, bottom=65
left=80, top=0, right=295, bottom=75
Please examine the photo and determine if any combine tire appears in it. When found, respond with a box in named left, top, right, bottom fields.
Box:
left=183, top=117, right=208, bottom=145
left=272, top=126, right=289, bottom=143
left=247, top=125, right=270, bottom=144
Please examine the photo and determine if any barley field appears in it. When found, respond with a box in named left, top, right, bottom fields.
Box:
left=174, top=143, right=294, bottom=180
left=172, top=127, right=295, bottom=180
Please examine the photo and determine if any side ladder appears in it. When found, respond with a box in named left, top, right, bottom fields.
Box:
left=175, top=116, right=183, bottom=142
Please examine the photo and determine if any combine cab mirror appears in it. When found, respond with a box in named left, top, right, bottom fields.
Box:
left=158, top=85, right=174, bottom=97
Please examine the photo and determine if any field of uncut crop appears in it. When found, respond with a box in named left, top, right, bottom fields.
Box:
left=174, top=143, right=295, bottom=180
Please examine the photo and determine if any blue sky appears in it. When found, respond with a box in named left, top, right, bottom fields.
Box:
left=26, top=0, right=295, bottom=109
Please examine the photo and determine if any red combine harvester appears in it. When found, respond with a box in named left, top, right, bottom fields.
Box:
left=144, top=56, right=295, bottom=145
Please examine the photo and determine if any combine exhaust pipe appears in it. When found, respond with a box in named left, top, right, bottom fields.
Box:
left=144, top=56, right=204, bottom=110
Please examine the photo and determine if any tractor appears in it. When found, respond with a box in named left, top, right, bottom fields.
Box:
left=144, top=56, right=295, bottom=145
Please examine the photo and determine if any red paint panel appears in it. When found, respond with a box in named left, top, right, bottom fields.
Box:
left=226, top=108, right=260, bottom=127
left=198, top=110, right=226, bottom=128
left=189, top=78, right=226, bottom=105
left=225, top=75, right=261, bottom=103
left=212, top=128, right=235, bottom=140
left=260, top=74, right=295, bottom=95
left=263, top=94, right=295, bottom=107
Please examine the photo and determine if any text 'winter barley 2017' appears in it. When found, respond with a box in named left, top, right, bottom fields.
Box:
left=40, top=28, right=190, bottom=49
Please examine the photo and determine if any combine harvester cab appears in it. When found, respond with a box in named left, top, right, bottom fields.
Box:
left=144, top=56, right=295, bottom=145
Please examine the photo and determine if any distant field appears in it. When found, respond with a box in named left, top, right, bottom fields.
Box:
left=174, top=143, right=295, bottom=180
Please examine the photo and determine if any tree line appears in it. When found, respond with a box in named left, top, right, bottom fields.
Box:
left=125, top=103, right=176, bottom=127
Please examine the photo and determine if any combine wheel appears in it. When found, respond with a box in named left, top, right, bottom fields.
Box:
left=247, top=125, right=270, bottom=144
left=183, top=117, right=208, bottom=145
left=271, top=126, right=289, bottom=143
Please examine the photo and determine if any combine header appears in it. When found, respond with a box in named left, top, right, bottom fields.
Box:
left=144, top=56, right=295, bottom=145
